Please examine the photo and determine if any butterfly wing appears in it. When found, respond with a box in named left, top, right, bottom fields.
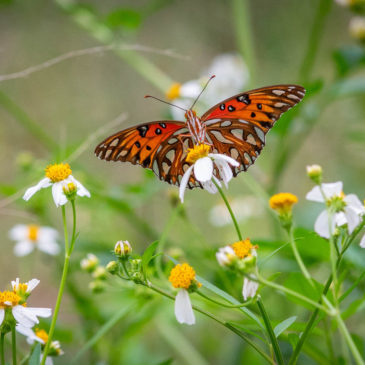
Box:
left=201, top=84, right=305, bottom=176
left=95, top=121, right=201, bottom=188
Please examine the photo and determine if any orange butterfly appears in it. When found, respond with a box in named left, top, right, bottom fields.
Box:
left=95, top=84, right=305, bottom=189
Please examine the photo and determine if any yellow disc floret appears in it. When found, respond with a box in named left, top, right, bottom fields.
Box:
left=0, top=291, right=21, bottom=308
left=35, top=329, right=49, bottom=343
left=45, top=163, right=72, bottom=183
left=186, top=144, right=211, bottom=164
left=169, top=263, right=198, bottom=289
left=166, top=83, right=182, bottom=100
left=27, top=225, right=39, bottom=241
left=232, top=239, right=257, bottom=259
left=269, top=193, right=298, bottom=214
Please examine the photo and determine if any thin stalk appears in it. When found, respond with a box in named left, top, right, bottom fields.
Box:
left=61, top=206, right=69, bottom=253
left=11, top=327, right=16, bottom=365
left=69, top=200, right=77, bottom=254
left=0, top=333, right=5, bottom=365
left=257, top=297, right=284, bottom=365
left=147, top=284, right=274, bottom=364
left=323, top=317, right=336, bottom=364
left=196, top=291, right=253, bottom=308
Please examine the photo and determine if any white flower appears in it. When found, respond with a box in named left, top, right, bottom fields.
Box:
left=167, top=53, right=249, bottom=120
left=23, top=163, right=90, bottom=207
left=242, top=277, right=258, bottom=301
left=9, top=224, right=60, bottom=257
left=179, top=144, right=239, bottom=203
left=306, top=182, right=365, bottom=238
left=80, top=253, right=99, bottom=272
left=0, top=279, right=51, bottom=329
left=360, top=234, right=365, bottom=248
left=216, top=246, right=236, bottom=267
left=114, top=240, right=132, bottom=256
left=174, top=289, right=195, bottom=325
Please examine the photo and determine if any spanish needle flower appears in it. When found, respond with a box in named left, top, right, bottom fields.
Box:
left=80, top=253, right=99, bottom=273
left=23, top=163, right=90, bottom=207
left=306, top=182, right=365, bottom=238
left=306, top=164, right=322, bottom=185
left=168, top=263, right=201, bottom=325
left=179, top=143, right=239, bottom=203
left=9, top=224, right=60, bottom=257
left=114, top=240, right=132, bottom=258
left=269, top=192, right=298, bottom=229
left=242, top=277, right=259, bottom=301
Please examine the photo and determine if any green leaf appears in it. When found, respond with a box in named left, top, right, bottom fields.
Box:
left=273, top=316, right=297, bottom=337
left=106, top=8, right=142, bottom=29
left=288, top=333, right=299, bottom=349
left=142, top=240, right=159, bottom=277
left=333, top=45, right=365, bottom=76
left=342, top=293, right=365, bottom=320
left=29, top=343, right=41, bottom=365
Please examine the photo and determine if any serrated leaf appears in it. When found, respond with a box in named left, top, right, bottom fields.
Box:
left=142, top=240, right=159, bottom=277
left=274, top=316, right=297, bottom=337
left=29, top=343, right=41, bottom=365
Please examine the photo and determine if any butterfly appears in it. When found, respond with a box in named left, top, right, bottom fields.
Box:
left=95, top=84, right=305, bottom=189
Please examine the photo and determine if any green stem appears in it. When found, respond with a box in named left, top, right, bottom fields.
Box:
left=11, top=327, right=16, bottom=365
left=257, top=297, right=284, bottom=365
left=69, top=200, right=77, bottom=254
left=0, top=333, right=5, bottom=365
left=147, top=284, right=274, bottom=364
left=196, top=290, right=253, bottom=308
left=323, top=317, right=336, bottom=364
left=61, top=206, right=69, bottom=253
left=231, top=0, right=255, bottom=83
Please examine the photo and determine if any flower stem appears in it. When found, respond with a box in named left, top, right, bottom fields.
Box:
left=0, top=333, right=5, bottom=365
left=61, top=205, right=69, bottom=253
left=257, top=297, right=284, bottom=365
left=11, top=327, right=16, bottom=365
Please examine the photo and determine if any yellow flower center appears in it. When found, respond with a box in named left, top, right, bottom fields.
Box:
left=45, top=163, right=72, bottom=183
left=269, top=193, right=298, bottom=213
left=231, top=239, right=257, bottom=259
left=27, top=225, right=39, bottom=241
left=35, top=329, right=49, bottom=343
left=166, top=83, right=181, bottom=100
left=186, top=144, right=211, bottom=164
left=169, top=263, right=197, bottom=289
left=0, top=291, right=21, bottom=308
left=63, top=182, right=77, bottom=195
left=13, top=283, right=28, bottom=294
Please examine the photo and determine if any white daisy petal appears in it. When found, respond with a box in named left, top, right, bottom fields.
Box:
left=209, top=153, right=240, bottom=167
left=26, top=279, right=40, bottom=293
left=38, top=227, right=59, bottom=241
left=314, top=210, right=334, bottom=238
left=201, top=180, right=218, bottom=194
left=193, top=157, right=213, bottom=182
left=23, top=178, right=52, bottom=201
left=180, top=80, right=202, bottom=98
left=322, top=182, right=343, bottom=198
left=179, top=165, right=194, bottom=203
left=334, top=212, right=347, bottom=227
left=360, top=234, right=365, bottom=248
left=213, top=158, right=233, bottom=187
left=306, top=186, right=324, bottom=202
left=38, top=240, right=60, bottom=255
left=16, top=325, right=44, bottom=344
left=242, top=278, right=258, bottom=301
left=174, top=289, right=195, bottom=325
left=14, top=241, right=34, bottom=257
left=344, top=207, right=361, bottom=234
left=69, top=176, right=91, bottom=198
left=0, top=309, right=4, bottom=326
left=12, top=306, right=39, bottom=327
left=25, top=307, right=52, bottom=319
left=344, top=194, right=365, bottom=215
left=8, top=224, right=28, bottom=241
left=52, top=183, right=68, bottom=207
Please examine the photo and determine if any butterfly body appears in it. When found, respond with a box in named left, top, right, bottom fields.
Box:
left=95, top=84, right=305, bottom=189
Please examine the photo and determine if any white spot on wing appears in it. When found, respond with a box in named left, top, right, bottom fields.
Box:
left=254, top=127, right=265, bottom=143
left=109, top=139, right=119, bottom=147
left=221, top=120, right=232, bottom=127
left=168, top=138, right=178, bottom=145
left=272, top=89, right=285, bottom=96
left=246, top=134, right=256, bottom=145
left=287, top=94, right=300, bottom=100
left=274, top=102, right=286, bottom=108
left=231, top=129, right=243, bottom=139
left=210, top=130, right=233, bottom=144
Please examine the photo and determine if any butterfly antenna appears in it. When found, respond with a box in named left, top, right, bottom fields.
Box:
left=190, top=75, right=216, bottom=110
left=144, top=95, right=187, bottom=112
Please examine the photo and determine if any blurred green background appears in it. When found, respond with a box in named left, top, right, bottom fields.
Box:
left=0, top=0, right=365, bottom=364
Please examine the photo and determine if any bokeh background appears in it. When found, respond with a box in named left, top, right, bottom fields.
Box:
left=0, top=0, right=364, bottom=364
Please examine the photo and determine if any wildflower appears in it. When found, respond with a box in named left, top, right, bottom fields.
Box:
left=216, top=246, right=236, bottom=267
left=179, top=143, right=239, bottom=202
left=92, top=266, right=107, bottom=280
left=306, top=164, right=322, bottom=185
left=269, top=193, right=298, bottom=229
left=306, top=182, right=365, bottom=238
left=167, top=54, right=249, bottom=120
left=106, top=261, right=119, bottom=275
left=114, top=240, right=132, bottom=258
left=80, top=253, right=99, bottom=272
left=349, top=16, right=365, bottom=41
left=242, top=277, right=259, bottom=301
left=168, top=263, right=201, bottom=325
left=23, top=163, right=90, bottom=207
left=0, top=279, right=51, bottom=330
left=8, top=224, right=60, bottom=257
left=89, top=280, right=106, bottom=293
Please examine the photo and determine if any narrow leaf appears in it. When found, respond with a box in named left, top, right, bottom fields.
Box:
left=29, top=343, right=41, bottom=365
left=274, top=316, right=297, bottom=337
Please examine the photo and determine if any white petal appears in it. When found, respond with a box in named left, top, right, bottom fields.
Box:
left=213, top=158, right=232, bottom=187
left=25, top=307, right=52, bottom=318
left=360, top=234, right=365, bottom=248
left=16, top=325, right=44, bottom=344
left=13, top=241, right=34, bottom=257
left=44, top=356, right=53, bottom=365
left=0, top=309, right=4, bottom=326
left=193, top=157, right=213, bottom=182
left=12, top=306, right=38, bottom=327
left=209, top=153, right=240, bottom=167
left=26, top=279, right=40, bottom=293
left=23, top=178, right=51, bottom=201
left=69, top=176, right=91, bottom=198
left=344, top=207, right=361, bottom=234
left=38, top=240, right=60, bottom=255
left=174, top=289, right=195, bottom=325
left=344, top=194, right=365, bottom=215
left=38, top=227, right=59, bottom=241
left=52, top=183, right=68, bottom=207
left=314, top=210, right=334, bottom=239
left=201, top=180, right=218, bottom=194
left=179, top=165, right=194, bottom=203
left=321, top=182, right=343, bottom=198
left=8, top=224, right=28, bottom=241
left=11, top=278, right=20, bottom=291
left=334, top=212, right=347, bottom=227
left=180, top=80, right=202, bottom=98
left=242, top=278, right=258, bottom=301
left=306, top=186, right=324, bottom=202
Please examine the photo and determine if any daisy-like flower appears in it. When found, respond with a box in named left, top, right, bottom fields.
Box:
left=269, top=192, right=298, bottom=229
left=242, top=277, right=259, bottom=301
left=0, top=278, right=51, bottom=330
left=179, top=143, right=239, bottom=203
left=23, top=163, right=90, bottom=207
left=80, top=253, right=99, bottom=272
left=306, top=182, right=365, bottom=238
left=166, top=53, right=249, bottom=120
left=9, top=224, right=59, bottom=257
left=168, top=263, right=201, bottom=325
left=16, top=326, right=63, bottom=365
left=216, top=246, right=236, bottom=267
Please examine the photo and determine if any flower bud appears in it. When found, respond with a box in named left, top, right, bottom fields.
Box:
left=306, top=164, right=322, bottom=184
left=106, top=261, right=119, bottom=275
left=216, top=246, right=236, bottom=267
left=114, top=240, right=132, bottom=258
left=62, top=182, right=77, bottom=201
left=80, top=253, right=99, bottom=273
left=130, top=258, right=142, bottom=272
left=131, top=272, right=144, bottom=284
left=92, top=266, right=107, bottom=280
left=89, top=280, right=106, bottom=293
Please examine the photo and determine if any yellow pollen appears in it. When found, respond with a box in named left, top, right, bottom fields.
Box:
left=169, top=263, right=198, bottom=289
left=166, top=83, right=181, bottom=100
left=35, top=329, right=49, bottom=343
left=269, top=193, right=298, bottom=213
left=231, top=239, right=257, bottom=259
left=45, top=163, right=72, bottom=183
left=186, top=144, right=211, bottom=164
left=27, top=225, right=39, bottom=241
left=0, top=291, right=21, bottom=308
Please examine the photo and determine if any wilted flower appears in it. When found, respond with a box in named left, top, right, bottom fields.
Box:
left=306, top=182, right=365, bottom=238
left=23, top=163, right=90, bottom=207
left=179, top=143, right=239, bottom=202
left=242, top=277, right=259, bottom=301
left=9, top=224, right=60, bottom=257
left=80, top=253, right=99, bottom=272
left=168, top=263, right=201, bottom=325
